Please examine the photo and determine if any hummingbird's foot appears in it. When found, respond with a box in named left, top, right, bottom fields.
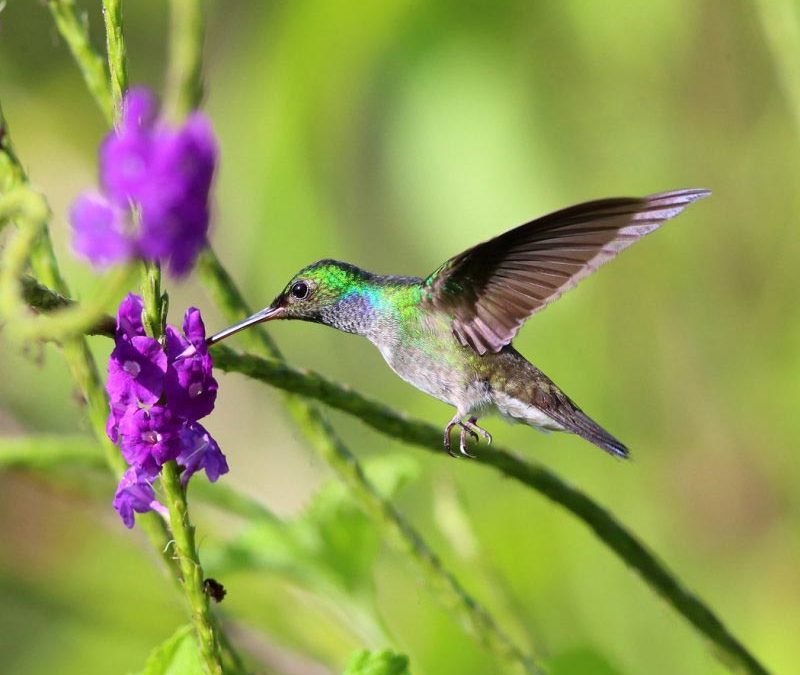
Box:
left=465, top=417, right=492, bottom=445
left=444, top=415, right=489, bottom=458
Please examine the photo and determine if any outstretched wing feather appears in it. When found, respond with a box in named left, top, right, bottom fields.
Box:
left=424, top=189, right=710, bottom=354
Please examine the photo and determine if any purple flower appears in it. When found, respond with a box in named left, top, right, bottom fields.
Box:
left=113, top=465, right=167, bottom=529
left=178, top=422, right=229, bottom=487
left=106, top=400, right=128, bottom=444
left=71, top=87, right=217, bottom=277
left=105, top=294, right=227, bottom=528
left=164, top=308, right=217, bottom=421
left=70, top=193, right=131, bottom=268
left=116, top=292, right=146, bottom=340
left=119, top=405, right=182, bottom=468
left=107, top=336, right=168, bottom=406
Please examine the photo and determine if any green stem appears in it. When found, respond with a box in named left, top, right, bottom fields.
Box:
left=165, top=0, right=205, bottom=119
left=46, top=1, right=114, bottom=124
left=101, top=0, right=128, bottom=118
left=142, top=260, right=167, bottom=338
left=0, top=436, right=105, bottom=471
left=97, top=0, right=227, bottom=664
left=0, top=101, right=26, bottom=191
left=0, top=188, right=49, bottom=323
left=161, top=461, right=224, bottom=675
left=304, top=403, right=540, bottom=673
left=209, top=345, right=767, bottom=675
left=43, top=3, right=239, bottom=669
left=139, top=260, right=222, bottom=674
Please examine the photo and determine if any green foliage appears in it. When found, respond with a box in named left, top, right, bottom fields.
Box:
left=138, top=625, right=203, bottom=675
left=210, top=455, right=418, bottom=642
left=344, top=648, right=410, bottom=675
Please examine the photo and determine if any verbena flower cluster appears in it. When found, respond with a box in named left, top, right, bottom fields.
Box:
left=71, top=87, right=217, bottom=276
left=109, top=293, right=228, bottom=527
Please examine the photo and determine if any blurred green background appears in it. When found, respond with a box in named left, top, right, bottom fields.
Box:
left=1, top=1, right=798, bottom=673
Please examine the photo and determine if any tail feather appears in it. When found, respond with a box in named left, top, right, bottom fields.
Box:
left=549, top=406, right=630, bottom=458
left=493, top=348, right=631, bottom=458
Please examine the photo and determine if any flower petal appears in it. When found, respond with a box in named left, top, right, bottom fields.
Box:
left=120, top=88, right=158, bottom=135
left=119, top=405, right=182, bottom=468
left=70, top=192, right=132, bottom=268
left=178, top=422, right=229, bottom=487
left=107, top=335, right=167, bottom=406
left=113, top=465, right=163, bottom=528
left=116, top=293, right=146, bottom=340
left=182, top=307, right=207, bottom=350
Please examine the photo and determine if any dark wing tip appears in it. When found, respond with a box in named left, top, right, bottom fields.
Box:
left=575, top=423, right=630, bottom=458
left=646, top=188, right=711, bottom=205
left=602, top=438, right=630, bottom=459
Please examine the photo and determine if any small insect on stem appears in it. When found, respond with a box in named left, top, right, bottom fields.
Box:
left=203, top=577, right=226, bottom=603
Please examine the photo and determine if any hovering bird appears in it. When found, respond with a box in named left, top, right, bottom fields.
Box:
left=208, top=189, right=709, bottom=458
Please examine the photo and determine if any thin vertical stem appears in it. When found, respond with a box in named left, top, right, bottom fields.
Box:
left=161, top=462, right=224, bottom=675
left=58, top=1, right=228, bottom=669
left=165, top=0, right=205, bottom=120
left=46, top=1, right=114, bottom=124
left=141, top=261, right=166, bottom=339
left=101, top=0, right=128, bottom=119
left=0, top=101, right=26, bottom=191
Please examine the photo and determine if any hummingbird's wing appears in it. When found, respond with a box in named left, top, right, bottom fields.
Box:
left=423, top=188, right=710, bottom=355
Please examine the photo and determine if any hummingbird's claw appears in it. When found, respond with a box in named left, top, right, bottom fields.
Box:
left=444, top=415, right=489, bottom=459
left=458, top=422, right=479, bottom=443
left=458, top=426, right=477, bottom=459
left=444, top=420, right=459, bottom=457
left=466, top=417, right=492, bottom=445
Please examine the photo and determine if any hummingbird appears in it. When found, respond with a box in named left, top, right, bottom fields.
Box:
left=208, top=188, right=709, bottom=458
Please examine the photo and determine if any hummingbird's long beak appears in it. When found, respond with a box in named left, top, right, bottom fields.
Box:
left=206, top=305, right=285, bottom=346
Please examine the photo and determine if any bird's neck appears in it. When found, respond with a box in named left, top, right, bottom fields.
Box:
left=320, top=277, right=423, bottom=343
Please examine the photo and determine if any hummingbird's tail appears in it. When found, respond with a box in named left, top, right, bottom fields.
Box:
left=544, top=403, right=630, bottom=458
left=491, top=347, right=630, bottom=458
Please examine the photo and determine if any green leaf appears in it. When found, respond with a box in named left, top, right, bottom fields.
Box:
left=137, top=624, right=204, bottom=675
left=343, top=648, right=411, bottom=675
left=213, top=454, right=418, bottom=593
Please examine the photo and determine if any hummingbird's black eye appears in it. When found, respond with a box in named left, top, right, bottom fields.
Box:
left=290, top=281, right=309, bottom=300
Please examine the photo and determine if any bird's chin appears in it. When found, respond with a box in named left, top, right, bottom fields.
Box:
left=206, top=305, right=285, bottom=345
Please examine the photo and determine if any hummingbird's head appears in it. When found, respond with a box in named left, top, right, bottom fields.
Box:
left=207, top=260, right=376, bottom=345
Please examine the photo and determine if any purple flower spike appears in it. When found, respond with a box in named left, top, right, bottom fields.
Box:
left=106, top=294, right=226, bottom=528
left=70, top=87, right=217, bottom=277
left=119, top=405, right=182, bottom=468
left=113, top=465, right=167, bottom=528
left=178, top=422, right=229, bottom=487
